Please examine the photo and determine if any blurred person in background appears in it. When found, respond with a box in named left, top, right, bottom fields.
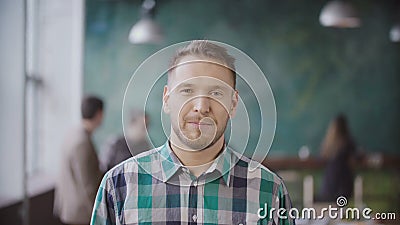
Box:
left=54, top=95, right=104, bottom=225
left=100, top=109, right=150, bottom=172
left=317, top=113, right=357, bottom=202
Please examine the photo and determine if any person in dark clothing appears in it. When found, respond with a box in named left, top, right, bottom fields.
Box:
left=100, top=109, right=150, bottom=172
left=317, top=114, right=356, bottom=202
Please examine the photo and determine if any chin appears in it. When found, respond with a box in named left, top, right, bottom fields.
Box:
left=182, top=133, right=222, bottom=151
left=182, top=139, right=211, bottom=151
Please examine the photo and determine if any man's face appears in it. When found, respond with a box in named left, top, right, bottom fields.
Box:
left=93, top=110, right=104, bottom=129
left=163, top=56, right=238, bottom=151
left=128, top=115, right=147, bottom=142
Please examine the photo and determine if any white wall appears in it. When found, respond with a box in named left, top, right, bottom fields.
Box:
left=36, top=0, right=84, bottom=175
left=0, top=0, right=25, bottom=204
left=0, top=0, right=84, bottom=205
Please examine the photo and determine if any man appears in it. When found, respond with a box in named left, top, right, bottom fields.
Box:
left=100, top=109, right=150, bottom=172
left=55, top=95, right=104, bottom=225
left=91, top=41, right=294, bottom=224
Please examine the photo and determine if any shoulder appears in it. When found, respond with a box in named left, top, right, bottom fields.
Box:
left=233, top=152, right=286, bottom=187
left=62, top=128, right=95, bottom=159
left=101, top=146, right=162, bottom=184
left=101, top=135, right=127, bottom=157
left=110, top=136, right=129, bottom=150
left=232, top=155, right=292, bottom=209
left=64, top=126, right=90, bottom=146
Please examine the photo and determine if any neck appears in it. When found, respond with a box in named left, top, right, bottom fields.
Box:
left=82, top=120, right=96, bottom=135
left=169, top=134, right=225, bottom=167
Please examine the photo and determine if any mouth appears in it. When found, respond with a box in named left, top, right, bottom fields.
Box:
left=185, top=116, right=216, bottom=128
left=186, top=121, right=213, bottom=126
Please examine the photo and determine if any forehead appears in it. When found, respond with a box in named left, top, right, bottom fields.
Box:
left=169, top=55, right=234, bottom=88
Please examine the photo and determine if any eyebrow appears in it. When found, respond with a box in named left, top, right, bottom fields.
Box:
left=176, top=83, right=194, bottom=88
left=209, top=85, right=230, bottom=91
left=176, top=83, right=230, bottom=91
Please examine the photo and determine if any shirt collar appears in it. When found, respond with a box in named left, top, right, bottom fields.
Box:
left=158, top=141, right=234, bottom=186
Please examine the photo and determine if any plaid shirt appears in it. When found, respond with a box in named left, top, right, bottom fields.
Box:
left=91, top=142, right=295, bottom=225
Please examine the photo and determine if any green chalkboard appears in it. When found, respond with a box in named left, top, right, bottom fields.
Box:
left=84, top=0, right=400, bottom=156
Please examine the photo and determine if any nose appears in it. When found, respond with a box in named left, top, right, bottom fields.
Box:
left=192, top=96, right=210, bottom=114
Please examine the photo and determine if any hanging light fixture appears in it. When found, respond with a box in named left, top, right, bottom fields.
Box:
left=389, top=24, right=400, bottom=42
left=319, top=0, right=361, bottom=28
left=129, top=0, right=163, bottom=44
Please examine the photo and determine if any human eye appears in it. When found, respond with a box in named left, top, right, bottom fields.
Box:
left=210, top=90, right=224, bottom=97
left=179, top=88, right=193, bottom=95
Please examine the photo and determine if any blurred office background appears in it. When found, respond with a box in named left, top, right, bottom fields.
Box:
left=1, top=0, right=399, bottom=224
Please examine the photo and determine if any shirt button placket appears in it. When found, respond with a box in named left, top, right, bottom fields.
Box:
left=192, top=179, right=198, bottom=223
left=189, top=179, right=198, bottom=224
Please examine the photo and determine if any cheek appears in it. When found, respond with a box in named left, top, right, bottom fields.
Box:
left=169, top=99, right=190, bottom=119
left=178, top=105, right=192, bottom=119
left=211, top=98, right=231, bottom=112
left=172, top=95, right=193, bottom=111
left=169, top=94, right=185, bottom=108
left=211, top=103, right=230, bottom=121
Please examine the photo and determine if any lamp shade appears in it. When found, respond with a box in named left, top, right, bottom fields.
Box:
left=129, top=18, right=163, bottom=44
left=319, top=0, right=361, bottom=28
left=390, top=24, right=400, bottom=42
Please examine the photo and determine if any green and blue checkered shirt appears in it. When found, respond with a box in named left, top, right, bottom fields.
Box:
left=91, top=142, right=295, bottom=225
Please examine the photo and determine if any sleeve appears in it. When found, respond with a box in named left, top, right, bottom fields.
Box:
left=91, top=174, right=118, bottom=225
left=276, top=181, right=296, bottom=225
left=72, top=141, right=103, bottom=204
left=100, top=137, right=118, bottom=172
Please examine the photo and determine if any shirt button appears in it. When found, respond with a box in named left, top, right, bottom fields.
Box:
left=192, top=214, right=197, bottom=222
left=194, top=181, right=198, bottom=187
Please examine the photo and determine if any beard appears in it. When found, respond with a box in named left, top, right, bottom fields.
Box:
left=171, top=116, right=228, bottom=151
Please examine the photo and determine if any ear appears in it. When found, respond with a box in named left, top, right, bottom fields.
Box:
left=229, top=90, right=239, bottom=118
left=162, top=85, right=170, bottom=114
